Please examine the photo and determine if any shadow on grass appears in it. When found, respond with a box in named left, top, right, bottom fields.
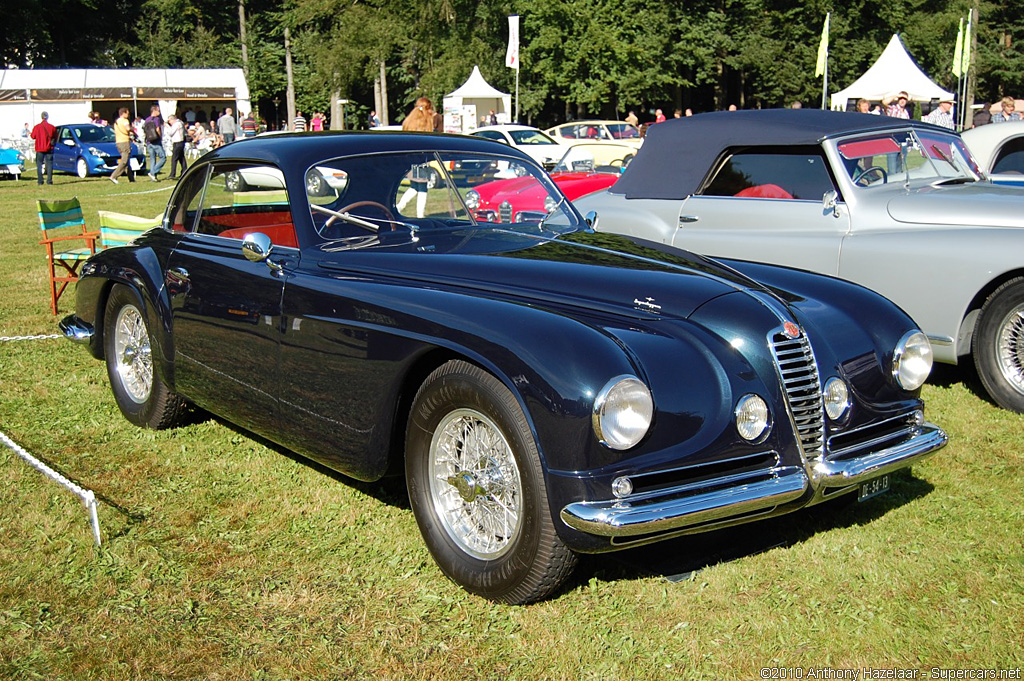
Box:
left=571, top=472, right=934, bottom=591
left=928, top=360, right=999, bottom=408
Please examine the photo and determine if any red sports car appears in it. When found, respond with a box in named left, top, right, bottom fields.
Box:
left=466, top=169, right=619, bottom=224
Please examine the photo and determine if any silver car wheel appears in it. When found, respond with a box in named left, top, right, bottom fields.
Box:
left=113, top=304, right=153, bottom=404
left=77, top=158, right=89, bottom=178
left=428, top=408, right=523, bottom=559
left=996, top=302, right=1024, bottom=395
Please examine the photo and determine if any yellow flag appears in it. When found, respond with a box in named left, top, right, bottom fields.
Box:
left=961, top=17, right=972, bottom=75
left=952, top=17, right=964, bottom=77
left=815, top=13, right=830, bottom=78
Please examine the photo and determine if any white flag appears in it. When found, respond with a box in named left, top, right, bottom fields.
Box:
left=506, top=15, right=520, bottom=70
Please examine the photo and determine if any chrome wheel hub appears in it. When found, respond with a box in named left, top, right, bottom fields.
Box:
left=428, top=408, right=523, bottom=559
left=113, top=305, right=153, bottom=404
left=996, top=303, right=1024, bottom=396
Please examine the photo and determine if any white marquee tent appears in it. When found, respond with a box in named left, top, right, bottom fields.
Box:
left=0, top=68, right=250, bottom=138
left=830, top=34, right=954, bottom=112
left=442, top=66, right=511, bottom=133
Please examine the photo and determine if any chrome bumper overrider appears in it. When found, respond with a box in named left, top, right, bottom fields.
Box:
left=59, top=315, right=94, bottom=344
left=560, top=423, right=947, bottom=539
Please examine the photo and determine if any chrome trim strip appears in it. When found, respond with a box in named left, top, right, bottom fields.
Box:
left=560, top=466, right=809, bottom=537
left=927, top=334, right=954, bottom=347
left=58, top=315, right=94, bottom=345
left=814, top=423, right=947, bottom=486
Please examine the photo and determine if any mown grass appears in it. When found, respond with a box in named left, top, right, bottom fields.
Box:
left=1, top=167, right=1022, bottom=679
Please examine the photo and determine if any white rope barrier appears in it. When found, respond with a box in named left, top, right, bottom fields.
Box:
left=0, top=429, right=102, bottom=546
left=0, top=334, right=62, bottom=342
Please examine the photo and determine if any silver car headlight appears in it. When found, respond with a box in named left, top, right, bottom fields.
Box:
left=544, top=195, right=557, bottom=213
left=465, top=190, right=480, bottom=210
left=87, top=147, right=103, bottom=157
left=593, top=376, right=653, bottom=450
left=893, top=331, right=933, bottom=391
left=823, top=377, right=851, bottom=421
left=735, top=394, right=770, bottom=441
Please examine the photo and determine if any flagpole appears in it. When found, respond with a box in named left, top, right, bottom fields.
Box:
left=515, top=67, right=520, bottom=124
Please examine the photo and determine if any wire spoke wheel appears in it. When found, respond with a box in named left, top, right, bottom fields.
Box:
left=428, top=408, right=523, bottom=559
left=995, top=303, right=1024, bottom=395
left=113, top=304, right=153, bottom=404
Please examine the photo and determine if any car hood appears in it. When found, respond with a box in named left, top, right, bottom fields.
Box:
left=886, top=181, right=1024, bottom=228
left=332, top=229, right=790, bottom=322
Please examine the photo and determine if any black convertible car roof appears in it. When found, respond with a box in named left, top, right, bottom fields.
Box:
left=614, top=109, right=939, bottom=200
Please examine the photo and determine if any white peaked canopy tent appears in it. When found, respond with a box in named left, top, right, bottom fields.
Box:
left=442, top=66, right=512, bottom=133
left=831, top=34, right=954, bottom=112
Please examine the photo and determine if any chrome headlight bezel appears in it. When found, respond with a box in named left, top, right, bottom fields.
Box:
left=823, top=377, right=851, bottom=421
left=893, top=330, right=933, bottom=391
left=465, top=189, right=480, bottom=210
left=735, top=393, right=771, bottom=443
left=592, top=375, right=654, bottom=451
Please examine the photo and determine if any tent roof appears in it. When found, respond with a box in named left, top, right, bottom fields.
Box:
left=831, top=34, right=953, bottom=107
left=446, top=66, right=509, bottom=99
left=0, top=68, right=250, bottom=99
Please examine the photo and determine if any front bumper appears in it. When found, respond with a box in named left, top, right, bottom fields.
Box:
left=560, top=422, right=946, bottom=540
left=59, top=315, right=94, bottom=344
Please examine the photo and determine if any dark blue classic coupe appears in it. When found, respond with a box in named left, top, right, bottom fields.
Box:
left=61, top=132, right=946, bottom=603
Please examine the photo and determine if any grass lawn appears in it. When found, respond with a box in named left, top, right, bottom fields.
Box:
left=1, top=167, right=1022, bottom=679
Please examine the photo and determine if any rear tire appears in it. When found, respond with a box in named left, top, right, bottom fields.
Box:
left=406, top=360, right=577, bottom=604
left=973, top=277, right=1024, bottom=412
left=104, top=284, right=188, bottom=429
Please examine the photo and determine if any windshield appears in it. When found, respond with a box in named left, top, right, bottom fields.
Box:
left=75, top=125, right=115, bottom=143
left=836, top=129, right=982, bottom=188
left=508, top=129, right=558, bottom=146
left=302, top=151, right=581, bottom=249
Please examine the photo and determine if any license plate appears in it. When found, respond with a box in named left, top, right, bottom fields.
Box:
left=858, top=474, right=890, bottom=502
left=130, top=158, right=141, bottom=170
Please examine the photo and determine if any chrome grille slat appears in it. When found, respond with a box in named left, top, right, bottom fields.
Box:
left=770, top=331, right=825, bottom=460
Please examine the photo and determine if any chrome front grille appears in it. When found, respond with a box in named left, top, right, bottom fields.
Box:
left=771, top=330, right=825, bottom=459
left=499, top=201, right=512, bottom=223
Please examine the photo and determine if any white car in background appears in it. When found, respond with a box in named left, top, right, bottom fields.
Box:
left=471, top=124, right=593, bottom=172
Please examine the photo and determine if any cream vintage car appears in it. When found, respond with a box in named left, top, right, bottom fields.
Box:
left=545, top=120, right=642, bottom=166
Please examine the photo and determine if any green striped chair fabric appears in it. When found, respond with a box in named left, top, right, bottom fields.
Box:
left=37, top=197, right=98, bottom=315
left=232, top=190, right=290, bottom=206
left=97, top=211, right=162, bottom=249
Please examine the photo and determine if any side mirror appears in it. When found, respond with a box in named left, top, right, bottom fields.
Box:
left=242, top=232, right=282, bottom=271
left=63, top=139, right=76, bottom=147
left=822, top=190, right=840, bottom=218
left=584, top=210, right=599, bottom=231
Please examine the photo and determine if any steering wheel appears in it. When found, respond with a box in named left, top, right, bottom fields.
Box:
left=325, top=201, right=396, bottom=230
left=853, top=165, right=888, bottom=186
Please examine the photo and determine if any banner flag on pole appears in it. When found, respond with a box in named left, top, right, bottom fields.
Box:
left=961, top=15, right=972, bottom=75
left=506, top=15, right=520, bottom=70
left=815, top=13, right=830, bottom=78
left=952, top=17, right=964, bottom=77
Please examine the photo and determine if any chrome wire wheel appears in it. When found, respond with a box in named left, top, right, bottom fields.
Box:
left=113, top=304, right=153, bottom=404
left=428, top=408, right=523, bottom=559
left=995, top=302, right=1024, bottom=396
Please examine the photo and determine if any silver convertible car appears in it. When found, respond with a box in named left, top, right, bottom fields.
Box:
left=576, top=109, right=1024, bottom=412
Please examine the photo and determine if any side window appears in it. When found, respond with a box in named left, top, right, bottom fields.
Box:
left=167, top=162, right=297, bottom=248
left=60, top=128, right=73, bottom=142
left=702, top=150, right=836, bottom=200
left=475, top=131, right=506, bottom=144
left=992, top=138, right=1024, bottom=175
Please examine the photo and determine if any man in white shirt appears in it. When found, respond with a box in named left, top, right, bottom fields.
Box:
left=166, top=115, right=187, bottom=179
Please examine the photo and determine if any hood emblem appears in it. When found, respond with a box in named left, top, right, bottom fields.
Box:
left=783, top=321, right=801, bottom=339
left=633, top=297, right=662, bottom=314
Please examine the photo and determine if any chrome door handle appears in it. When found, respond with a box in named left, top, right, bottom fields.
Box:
left=678, top=215, right=699, bottom=224
left=167, top=267, right=189, bottom=282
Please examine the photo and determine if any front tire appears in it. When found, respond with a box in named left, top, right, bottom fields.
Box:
left=76, top=157, right=89, bottom=178
left=104, top=285, right=188, bottom=428
left=973, top=277, right=1024, bottom=412
left=406, top=360, right=577, bottom=604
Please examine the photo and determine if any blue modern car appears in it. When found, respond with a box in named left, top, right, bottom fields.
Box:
left=52, top=123, right=146, bottom=178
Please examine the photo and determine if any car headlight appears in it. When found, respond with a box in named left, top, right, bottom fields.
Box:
left=735, top=394, right=770, bottom=441
left=593, top=376, right=653, bottom=450
left=544, top=195, right=557, bottom=213
left=893, top=331, right=933, bottom=391
left=823, top=377, right=851, bottom=421
left=87, top=147, right=103, bottom=157
left=465, top=190, right=480, bottom=210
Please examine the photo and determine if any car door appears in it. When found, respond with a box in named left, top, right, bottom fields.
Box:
left=163, top=161, right=299, bottom=435
left=53, top=127, right=77, bottom=172
left=671, top=148, right=850, bottom=275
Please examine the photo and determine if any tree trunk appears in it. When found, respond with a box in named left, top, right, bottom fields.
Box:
left=380, top=61, right=390, bottom=126
left=285, top=26, right=296, bottom=129
left=238, top=0, right=248, bottom=81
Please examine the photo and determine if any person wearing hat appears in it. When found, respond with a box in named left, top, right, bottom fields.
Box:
left=30, top=111, right=57, bottom=185
left=924, top=97, right=956, bottom=130
left=884, top=91, right=911, bottom=119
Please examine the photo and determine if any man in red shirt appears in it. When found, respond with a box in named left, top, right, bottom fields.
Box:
left=30, top=111, right=57, bottom=185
